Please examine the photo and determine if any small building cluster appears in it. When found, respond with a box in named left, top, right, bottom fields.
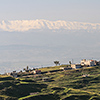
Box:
left=4, top=59, right=100, bottom=78
left=71, top=59, right=100, bottom=69
left=5, top=67, right=42, bottom=78
left=81, top=59, right=96, bottom=67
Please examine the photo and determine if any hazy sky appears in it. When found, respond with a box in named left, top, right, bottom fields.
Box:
left=0, top=0, right=100, bottom=23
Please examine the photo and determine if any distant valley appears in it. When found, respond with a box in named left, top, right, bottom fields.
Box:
left=0, top=20, right=100, bottom=74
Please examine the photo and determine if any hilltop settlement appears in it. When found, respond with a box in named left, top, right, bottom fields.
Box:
left=5, top=59, right=100, bottom=78
left=0, top=59, right=100, bottom=100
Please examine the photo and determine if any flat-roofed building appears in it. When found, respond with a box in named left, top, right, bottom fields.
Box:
left=81, top=59, right=96, bottom=66
left=71, top=64, right=81, bottom=69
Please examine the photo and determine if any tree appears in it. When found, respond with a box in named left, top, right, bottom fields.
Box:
left=23, top=68, right=26, bottom=72
left=69, top=61, right=71, bottom=65
left=54, top=61, right=60, bottom=66
left=26, top=66, right=29, bottom=70
left=23, top=66, right=29, bottom=72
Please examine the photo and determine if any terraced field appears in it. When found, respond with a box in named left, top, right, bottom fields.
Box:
left=0, top=66, right=100, bottom=100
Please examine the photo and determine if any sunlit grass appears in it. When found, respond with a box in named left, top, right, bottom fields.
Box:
left=1, top=66, right=100, bottom=99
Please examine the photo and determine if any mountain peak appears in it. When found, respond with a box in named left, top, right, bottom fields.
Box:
left=0, top=19, right=100, bottom=32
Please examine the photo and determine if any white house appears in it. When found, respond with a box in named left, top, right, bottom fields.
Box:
left=81, top=59, right=96, bottom=66
left=60, top=67, right=72, bottom=70
left=71, top=64, right=81, bottom=69
left=33, top=70, right=41, bottom=74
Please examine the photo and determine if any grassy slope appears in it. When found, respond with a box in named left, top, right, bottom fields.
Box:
left=0, top=66, right=100, bottom=100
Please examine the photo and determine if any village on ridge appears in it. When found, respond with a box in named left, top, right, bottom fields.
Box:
left=4, top=59, right=100, bottom=79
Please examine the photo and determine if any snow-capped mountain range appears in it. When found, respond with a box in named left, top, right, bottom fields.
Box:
left=0, top=19, right=100, bottom=32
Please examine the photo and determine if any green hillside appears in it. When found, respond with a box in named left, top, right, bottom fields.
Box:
left=0, top=66, right=100, bottom=100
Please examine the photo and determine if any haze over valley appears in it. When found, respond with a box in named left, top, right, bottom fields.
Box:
left=0, top=25, right=100, bottom=73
